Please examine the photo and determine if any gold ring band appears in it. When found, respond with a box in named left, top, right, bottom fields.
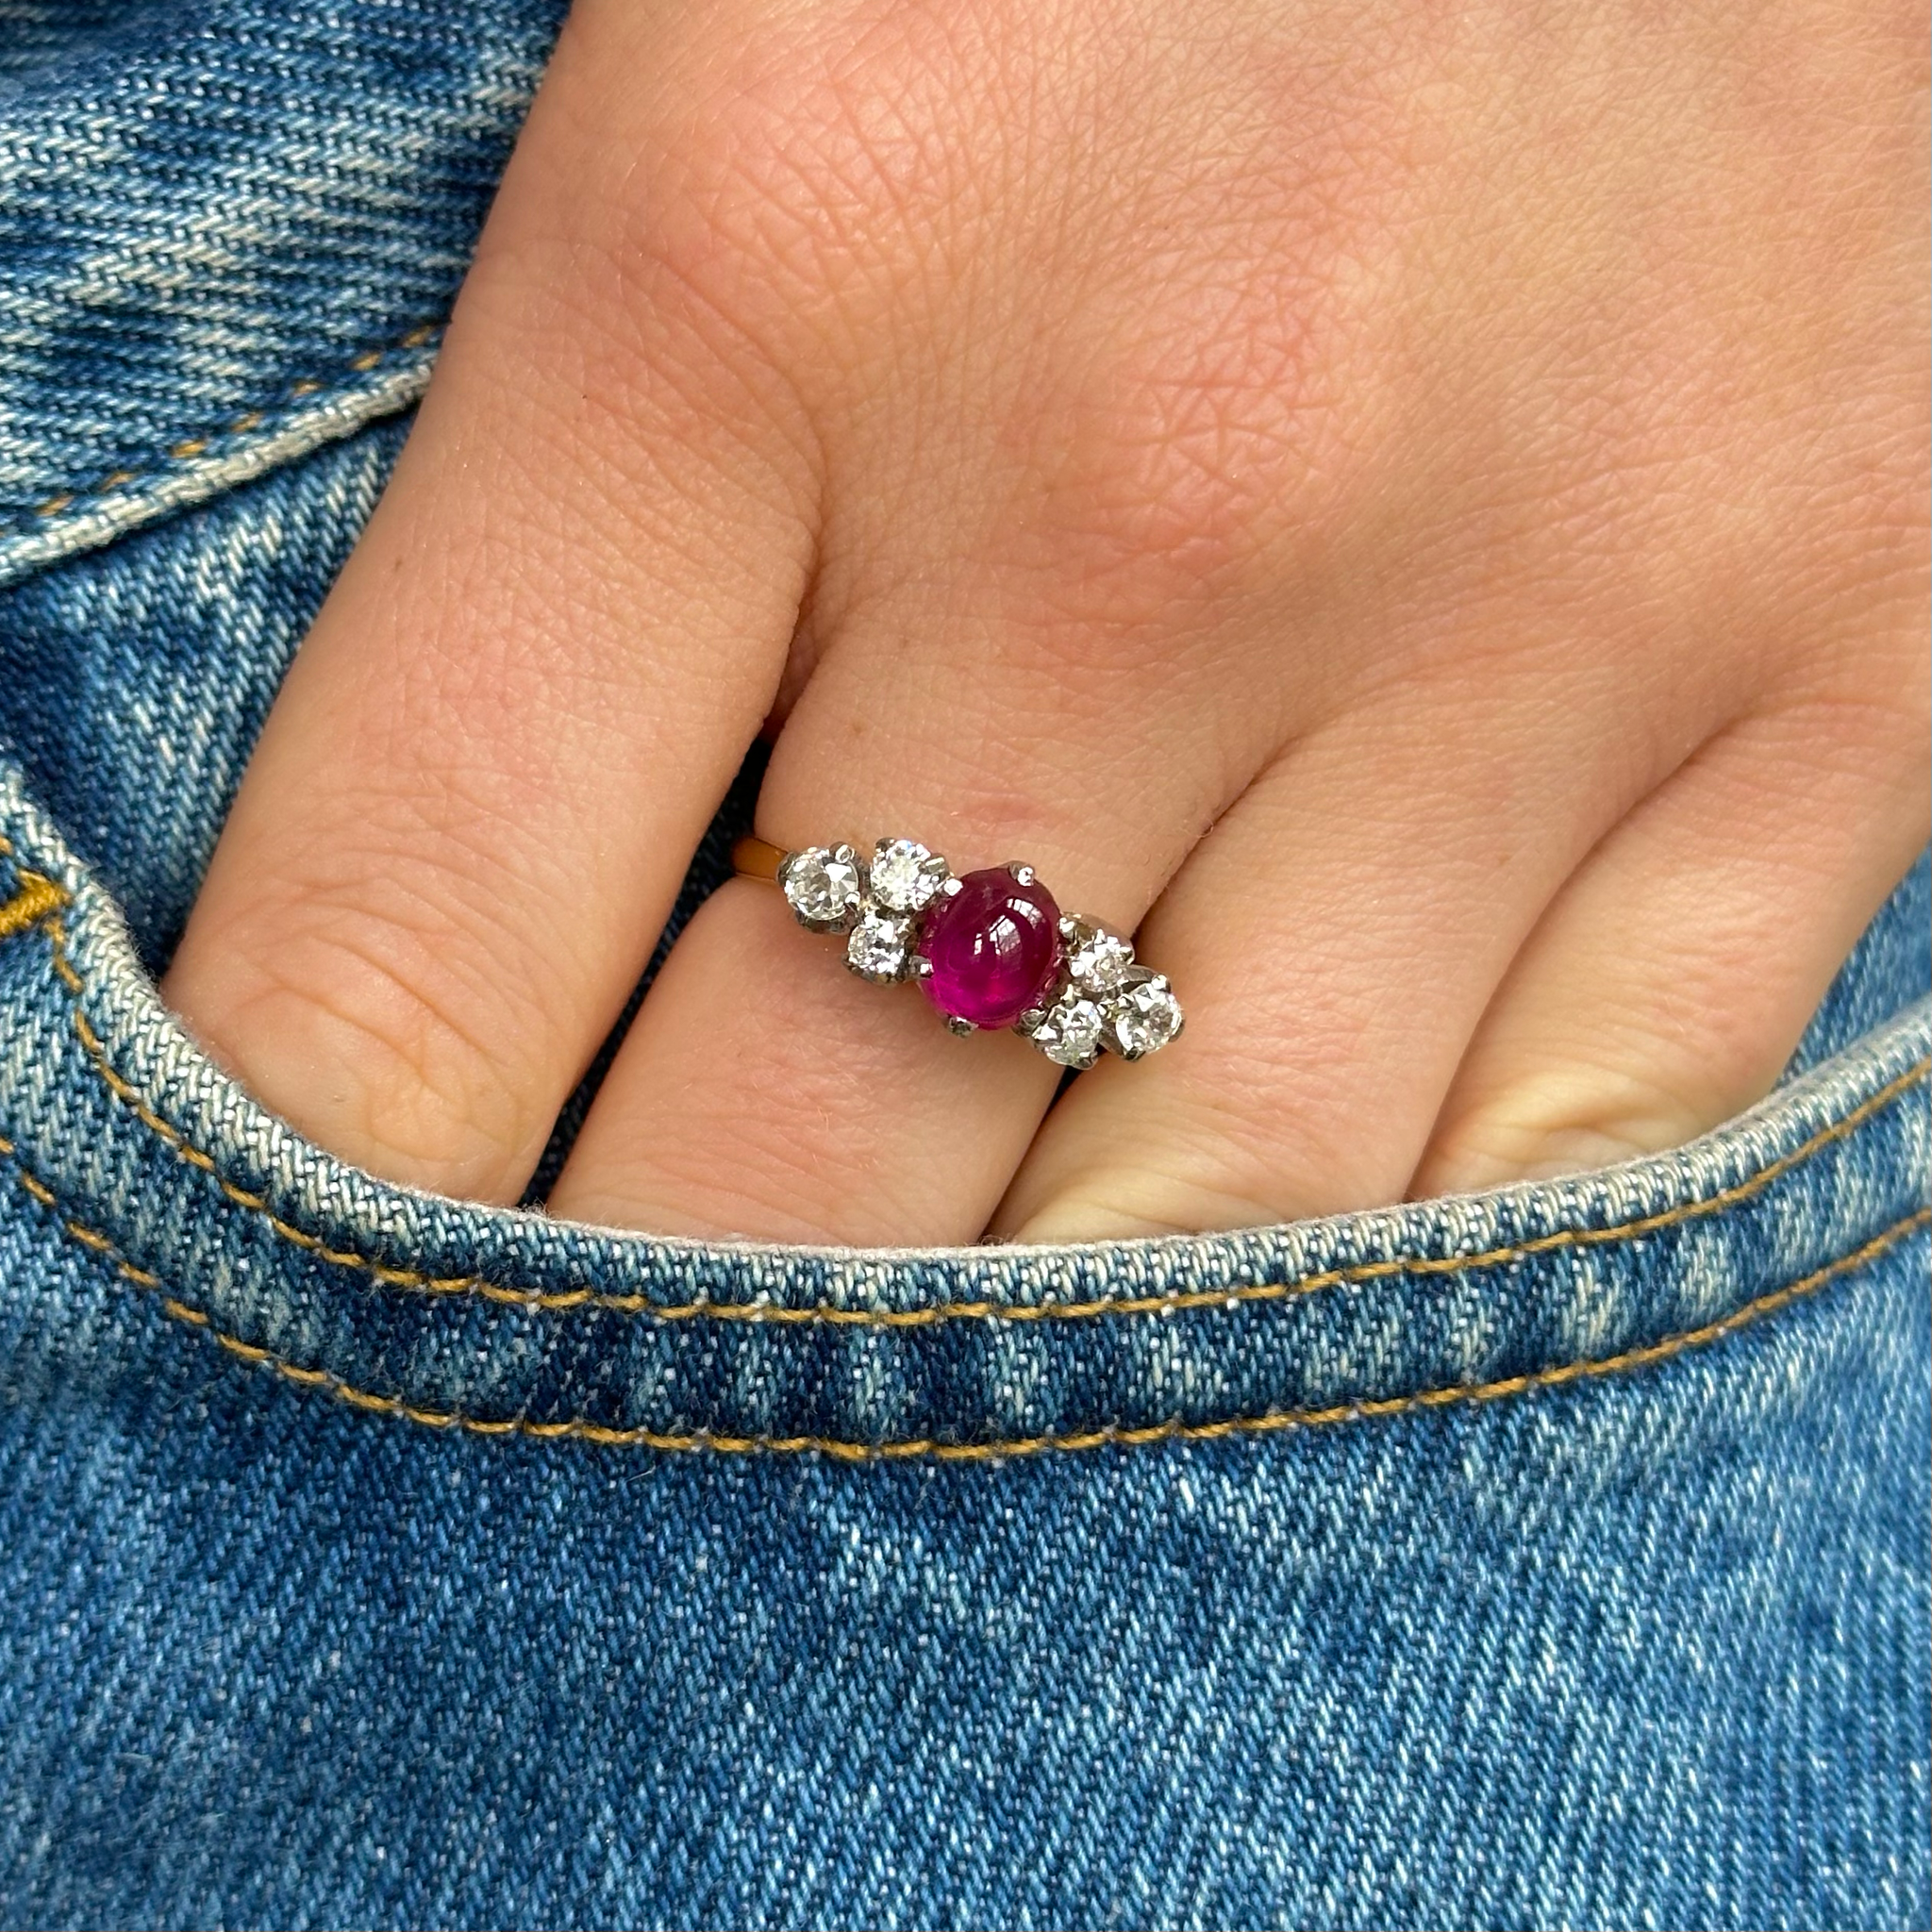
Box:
left=731, top=835, right=786, bottom=883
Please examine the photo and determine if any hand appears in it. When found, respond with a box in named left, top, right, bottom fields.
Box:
left=161, top=0, right=1928, bottom=1242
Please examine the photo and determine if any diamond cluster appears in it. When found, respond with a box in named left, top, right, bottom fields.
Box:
left=1016, top=915, right=1183, bottom=1068
left=777, top=839, right=1183, bottom=1066
left=779, top=838, right=948, bottom=985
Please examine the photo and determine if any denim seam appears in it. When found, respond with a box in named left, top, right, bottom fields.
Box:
left=4, top=863, right=1928, bottom=1326
left=4, top=324, right=441, bottom=525
left=0, top=326, right=442, bottom=588
left=0, top=1114, right=1922, bottom=1457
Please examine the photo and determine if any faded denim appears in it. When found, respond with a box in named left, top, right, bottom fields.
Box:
left=0, top=3, right=1927, bottom=1928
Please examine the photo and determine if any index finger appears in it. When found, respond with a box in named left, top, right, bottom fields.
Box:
left=162, top=9, right=823, bottom=1201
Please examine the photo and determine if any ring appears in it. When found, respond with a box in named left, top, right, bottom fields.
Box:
left=733, top=835, right=1184, bottom=1069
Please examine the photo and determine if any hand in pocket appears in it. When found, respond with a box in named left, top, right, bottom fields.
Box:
left=163, top=0, right=1928, bottom=1242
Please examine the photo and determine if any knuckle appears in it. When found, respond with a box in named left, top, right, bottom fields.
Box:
left=598, top=8, right=983, bottom=349
left=974, top=177, right=1394, bottom=641
left=551, top=0, right=1401, bottom=589
left=1010, top=308, right=1341, bottom=616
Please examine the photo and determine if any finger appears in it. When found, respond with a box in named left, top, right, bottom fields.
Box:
left=541, top=876, right=1059, bottom=1243
left=161, top=15, right=822, bottom=1201
left=543, top=575, right=1275, bottom=1243
left=987, top=683, right=1658, bottom=1241
left=1410, top=697, right=1931, bottom=1195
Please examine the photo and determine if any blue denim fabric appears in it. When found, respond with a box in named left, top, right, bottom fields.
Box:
left=0, top=5, right=1927, bottom=1929
left=0, top=0, right=566, bottom=590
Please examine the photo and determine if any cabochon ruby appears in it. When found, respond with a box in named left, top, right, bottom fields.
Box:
left=917, top=868, right=1063, bottom=1029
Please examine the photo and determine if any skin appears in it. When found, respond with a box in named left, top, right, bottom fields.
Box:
left=162, top=0, right=1928, bottom=1245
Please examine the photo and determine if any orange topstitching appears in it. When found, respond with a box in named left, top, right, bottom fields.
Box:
left=0, top=1120, right=1921, bottom=1457
left=0, top=858, right=1926, bottom=1331
left=14, top=324, right=441, bottom=524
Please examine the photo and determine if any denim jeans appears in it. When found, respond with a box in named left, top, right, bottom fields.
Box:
left=1, top=5, right=1927, bottom=1928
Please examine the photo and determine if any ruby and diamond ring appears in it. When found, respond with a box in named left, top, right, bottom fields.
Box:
left=732, top=835, right=1183, bottom=1069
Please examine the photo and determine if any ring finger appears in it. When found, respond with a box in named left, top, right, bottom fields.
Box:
left=543, top=560, right=1280, bottom=1244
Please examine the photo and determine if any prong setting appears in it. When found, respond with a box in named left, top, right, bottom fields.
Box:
left=767, top=835, right=1181, bottom=1064
left=844, top=908, right=915, bottom=983
left=869, top=838, right=950, bottom=913
left=1065, top=920, right=1136, bottom=997
left=778, top=843, right=866, bottom=933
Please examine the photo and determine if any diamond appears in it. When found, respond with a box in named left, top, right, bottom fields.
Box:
left=1029, top=991, right=1106, bottom=1069
left=845, top=908, right=915, bottom=983
left=1067, top=924, right=1135, bottom=996
left=1106, top=975, right=1183, bottom=1059
left=779, top=845, right=864, bottom=931
left=868, top=838, right=949, bottom=914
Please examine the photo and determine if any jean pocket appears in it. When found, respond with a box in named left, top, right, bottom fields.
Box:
left=1, top=760, right=1926, bottom=1463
